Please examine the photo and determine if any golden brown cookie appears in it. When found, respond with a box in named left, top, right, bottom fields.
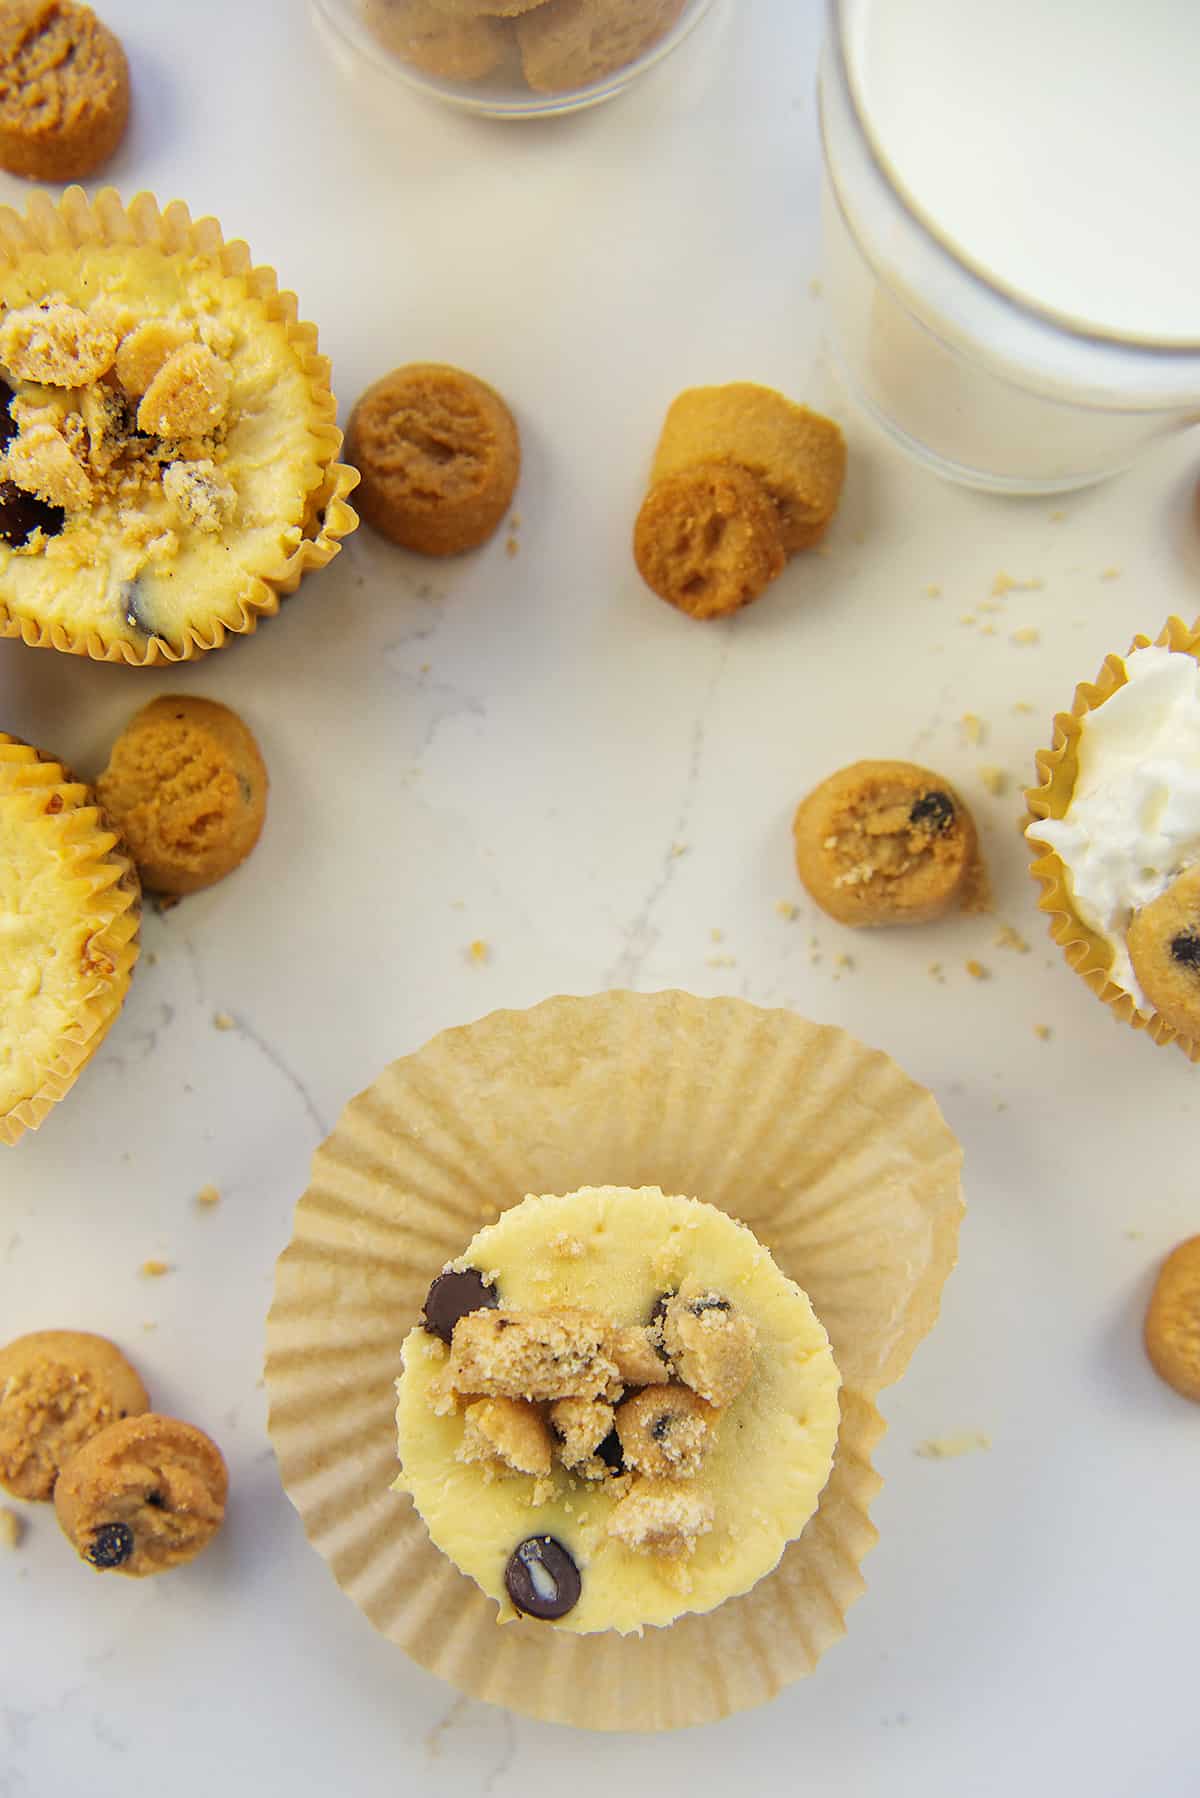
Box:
left=633, top=462, right=786, bottom=619
left=54, top=1413, right=227, bottom=1576
left=364, top=0, right=511, bottom=80
left=793, top=760, right=986, bottom=927
left=651, top=383, right=846, bottom=553
left=346, top=363, right=520, bottom=557
left=96, top=696, right=268, bottom=897
left=517, top=0, right=686, bottom=93
left=1144, top=1236, right=1200, bottom=1403
left=0, top=1, right=130, bottom=183
left=0, top=1330, right=148, bottom=1501
left=428, top=0, right=543, bottom=16
left=1127, top=866, right=1200, bottom=1038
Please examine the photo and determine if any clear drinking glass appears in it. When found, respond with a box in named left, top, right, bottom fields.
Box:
left=817, top=0, right=1200, bottom=494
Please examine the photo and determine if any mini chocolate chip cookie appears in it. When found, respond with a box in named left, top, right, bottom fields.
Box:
left=0, top=1, right=130, bottom=183
left=633, top=462, right=787, bottom=620
left=0, top=1330, right=148, bottom=1501
left=793, top=759, right=987, bottom=927
left=1127, top=865, right=1200, bottom=1039
left=1144, top=1235, right=1200, bottom=1403
left=54, top=1413, right=227, bottom=1576
left=346, top=363, right=520, bottom=556
left=96, top=696, right=268, bottom=896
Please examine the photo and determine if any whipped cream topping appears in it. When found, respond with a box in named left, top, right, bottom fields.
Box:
left=1029, top=647, right=1200, bottom=1009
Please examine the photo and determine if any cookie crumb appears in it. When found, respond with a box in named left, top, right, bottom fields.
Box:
left=705, top=952, right=737, bottom=968
left=915, top=1432, right=991, bottom=1459
left=1125, top=1228, right=1145, bottom=1241
left=195, top=1184, right=221, bottom=1208
left=139, top=1259, right=171, bottom=1278
left=991, top=571, right=1015, bottom=596
left=925, top=583, right=942, bottom=598
left=709, top=927, right=723, bottom=942
left=808, top=277, right=823, bottom=298
left=965, top=959, right=989, bottom=980
left=928, top=961, right=944, bottom=982
left=0, top=1507, right=23, bottom=1550
left=994, top=925, right=1029, bottom=954
left=1034, top=1024, right=1053, bottom=1041
left=1049, top=509, right=1066, bottom=522
left=467, top=939, right=490, bottom=965
left=212, top=1011, right=235, bottom=1031
left=959, top=613, right=977, bottom=627
left=959, top=712, right=986, bottom=746
left=979, top=766, right=1009, bottom=796
left=1100, top=566, right=1121, bottom=581
left=775, top=899, right=798, bottom=920
left=1011, top=627, right=1040, bottom=646
left=505, top=536, right=518, bottom=558
left=670, top=841, right=689, bottom=859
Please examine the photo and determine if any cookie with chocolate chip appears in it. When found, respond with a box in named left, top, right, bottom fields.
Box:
left=54, top=1413, right=227, bottom=1576
left=1127, top=865, right=1200, bottom=1039
left=793, top=759, right=987, bottom=927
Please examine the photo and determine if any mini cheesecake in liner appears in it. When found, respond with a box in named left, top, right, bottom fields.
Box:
left=265, top=990, right=962, bottom=1730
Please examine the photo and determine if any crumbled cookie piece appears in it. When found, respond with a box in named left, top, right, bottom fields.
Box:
left=458, top=1397, right=554, bottom=1478
left=80, top=381, right=140, bottom=475
left=606, top=1479, right=714, bottom=1557
left=609, top=1323, right=670, bottom=1387
left=1144, top=1235, right=1200, bottom=1402
left=547, top=1396, right=614, bottom=1470
left=0, top=298, right=116, bottom=386
left=0, top=1505, right=22, bottom=1548
left=114, top=320, right=193, bottom=399
left=615, top=1384, right=718, bottom=1480
left=136, top=343, right=230, bottom=440
left=4, top=421, right=90, bottom=509
left=447, top=1307, right=620, bottom=1403
left=162, top=459, right=236, bottom=533
left=661, top=1280, right=756, bottom=1408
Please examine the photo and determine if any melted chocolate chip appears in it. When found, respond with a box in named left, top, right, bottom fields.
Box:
left=649, top=1413, right=672, bottom=1441
left=1170, top=930, right=1200, bottom=971
left=421, top=1266, right=498, bottom=1344
left=595, top=1429, right=625, bottom=1475
left=0, top=480, right=65, bottom=547
left=648, top=1291, right=675, bottom=1331
left=688, top=1295, right=732, bottom=1316
left=504, top=1535, right=581, bottom=1620
left=909, top=790, right=955, bottom=833
left=146, top=1491, right=166, bottom=1510
left=0, top=382, right=15, bottom=453
left=86, top=1521, right=134, bottom=1569
left=122, top=579, right=150, bottom=635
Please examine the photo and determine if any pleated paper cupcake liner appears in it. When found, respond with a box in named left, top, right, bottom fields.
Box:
left=266, top=989, right=963, bottom=1729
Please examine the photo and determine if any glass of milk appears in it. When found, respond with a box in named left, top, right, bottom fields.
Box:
left=818, top=0, right=1200, bottom=493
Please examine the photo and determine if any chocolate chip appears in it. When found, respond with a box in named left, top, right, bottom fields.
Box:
left=1170, top=930, right=1200, bottom=970
left=910, top=790, right=955, bottom=833
left=0, top=382, right=15, bottom=453
left=421, top=1266, right=498, bottom=1344
left=0, top=480, right=65, bottom=547
left=504, top=1535, right=581, bottom=1620
left=648, top=1291, right=675, bottom=1330
left=688, top=1295, right=732, bottom=1315
left=146, top=1491, right=166, bottom=1510
left=86, top=1521, right=134, bottom=1569
left=649, top=1413, right=672, bottom=1441
left=122, top=579, right=150, bottom=635
left=595, top=1429, right=625, bottom=1474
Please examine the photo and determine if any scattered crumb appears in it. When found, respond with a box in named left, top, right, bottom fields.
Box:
left=709, top=927, right=723, bottom=943
left=959, top=614, right=977, bottom=627
left=808, top=277, right=823, bottom=298
left=1100, top=566, right=1121, bottom=581
left=145, top=950, right=158, bottom=967
left=706, top=952, right=737, bottom=968
left=467, top=940, right=490, bottom=965
left=195, top=1184, right=221, bottom=1208
left=1011, top=627, right=1041, bottom=646
left=977, top=600, right=1002, bottom=615
left=510, top=512, right=521, bottom=530
left=1034, top=1024, right=1053, bottom=1041
left=0, top=1508, right=23, bottom=1550
left=991, top=571, right=1016, bottom=596
left=965, top=960, right=989, bottom=980
left=419, top=662, right=431, bottom=674
left=140, top=1259, right=171, bottom=1278
left=915, top=1432, right=992, bottom=1460
left=670, top=842, right=689, bottom=859
left=1049, top=509, right=1066, bottom=522
left=925, top=583, right=942, bottom=598
left=995, top=1102, right=1009, bottom=1112
left=979, top=766, right=1009, bottom=797
left=960, top=713, right=987, bottom=746
left=1012, top=701, right=1035, bottom=715
left=994, top=925, right=1029, bottom=954
left=505, top=537, right=518, bottom=558
left=835, top=953, right=855, bottom=970
left=141, top=1321, right=158, bottom=1333
left=1125, top=1229, right=1145, bottom=1241
left=775, top=899, right=798, bottom=920
left=450, top=898, right=465, bottom=909
left=153, top=894, right=182, bottom=914
left=212, top=1011, right=235, bottom=1032
left=928, top=962, right=944, bottom=982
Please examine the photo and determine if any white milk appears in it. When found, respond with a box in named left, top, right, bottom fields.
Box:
left=820, top=0, right=1200, bottom=489
left=847, top=0, right=1200, bottom=345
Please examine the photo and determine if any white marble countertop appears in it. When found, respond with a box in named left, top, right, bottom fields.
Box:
left=3, top=3, right=1200, bottom=1792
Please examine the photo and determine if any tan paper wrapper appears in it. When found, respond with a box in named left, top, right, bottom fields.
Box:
left=265, top=991, right=963, bottom=1730
left=0, top=736, right=141, bottom=1146
left=1024, top=615, right=1200, bottom=1063
left=0, top=186, right=359, bottom=667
